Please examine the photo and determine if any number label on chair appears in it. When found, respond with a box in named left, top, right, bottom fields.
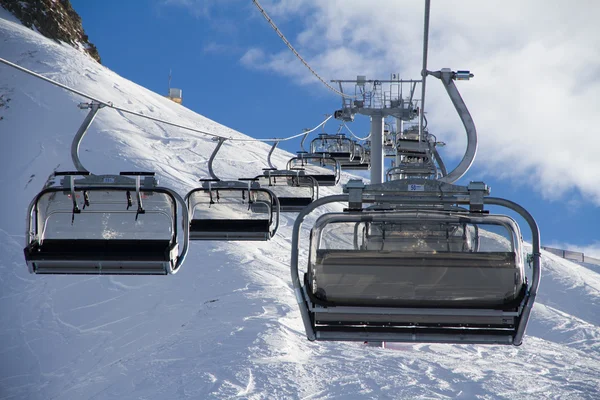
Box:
left=408, top=184, right=425, bottom=192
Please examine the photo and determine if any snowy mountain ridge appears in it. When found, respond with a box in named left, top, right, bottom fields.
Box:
left=1, top=9, right=600, bottom=399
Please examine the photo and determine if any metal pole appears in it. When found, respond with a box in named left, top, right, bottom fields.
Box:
left=433, top=69, right=477, bottom=184
left=370, top=115, right=384, bottom=184
left=420, top=0, right=431, bottom=143
left=71, top=102, right=102, bottom=173
left=208, top=137, right=226, bottom=180
left=267, top=141, right=279, bottom=169
left=395, top=118, right=403, bottom=177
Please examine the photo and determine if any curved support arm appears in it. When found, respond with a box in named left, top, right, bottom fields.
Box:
left=290, top=194, right=349, bottom=340
left=485, top=197, right=541, bottom=346
left=429, top=142, right=448, bottom=177
left=311, top=176, right=320, bottom=199
left=429, top=69, right=477, bottom=184
left=268, top=141, right=279, bottom=170
left=208, top=137, right=226, bottom=180
left=267, top=187, right=281, bottom=238
left=71, top=102, right=103, bottom=173
left=168, top=189, right=190, bottom=275
left=300, top=129, right=310, bottom=152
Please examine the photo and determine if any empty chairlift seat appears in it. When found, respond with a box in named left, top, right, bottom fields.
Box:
left=310, top=133, right=355, bottom=161
left=24, top=172, right=189, bottom=275
left=286, top=152, right=340, bottom=187
left=185, top=179, right=279, bottom=240
left=298, top=210, right=533, bottom=344
left=339, top=142, right=370, bottom=171
left=256, top=169, right=318, bottom=212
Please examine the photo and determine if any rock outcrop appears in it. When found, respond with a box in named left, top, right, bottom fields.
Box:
left=0, top=0, right=101, bottom=63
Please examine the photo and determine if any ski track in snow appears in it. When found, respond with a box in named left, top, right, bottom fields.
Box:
left=1, top=8, right=600, bottom=400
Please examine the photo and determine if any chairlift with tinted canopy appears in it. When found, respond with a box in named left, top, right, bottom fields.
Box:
left=339, top=141, right=370, bottom=171
left=184, top=137, right=280, bottom=240
left=24, top=171, right=189, bottom=275
left=256, top=168, right=319, bottom=212
left=185, top=178, right=280, bottom=240
left=290, top=179, right=541, bottom=345
left=287, top=151, right=341, bottom=187
left=386, top=124, right=444, bottom=180
left=310, top=133, right=355, bottom=161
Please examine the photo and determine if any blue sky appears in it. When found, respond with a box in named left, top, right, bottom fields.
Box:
left=70, top=0, right=599, bottom=254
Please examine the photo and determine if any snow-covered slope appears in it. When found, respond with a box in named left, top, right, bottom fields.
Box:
left=1, top=9, right=599, bottom=399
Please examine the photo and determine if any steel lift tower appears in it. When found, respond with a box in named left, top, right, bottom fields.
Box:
left=332, top=76, right=422, bottom=184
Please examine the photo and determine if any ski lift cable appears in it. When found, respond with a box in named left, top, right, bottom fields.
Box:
left=0, top=56, right=330, bottom=144
left=343, top=122, right=371, bottom=142
left=232, top=115, right=332, bottom=142
left=251, top=0, right=355, bottom=100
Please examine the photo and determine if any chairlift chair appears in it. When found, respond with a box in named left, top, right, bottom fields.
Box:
left=386, top=162, right=438, bottom=181
left=287, top=152, right=341, bottom=187
left=257, top=169, right=319, bottom=212
left=383, top=127, right=397, bottom=157
left=290, top=179, right=541, bottom=345
left=310, top=133, right=355, bottom=161
left=24, top=171, right=189, bottom=275
left=387, top=127, right=442, bottom=180
left=339, top=142, right=371, bottom=171
left=185, top=178, right=280, bottom=240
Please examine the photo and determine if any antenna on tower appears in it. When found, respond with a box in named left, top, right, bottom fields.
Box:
left=165, top=68, right=183, bottom=105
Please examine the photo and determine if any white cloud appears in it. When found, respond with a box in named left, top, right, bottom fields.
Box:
left=238, top=0, right=600, bottom=205
left=203, top=41, right=239, bottom=54
left=240, top=47, right=266, bottom=68
left=159, top=0, right=243, bottom=18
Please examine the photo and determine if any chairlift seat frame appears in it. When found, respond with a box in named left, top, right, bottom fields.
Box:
left=287, top=153, right=340, bottom=187
left=257, top=169, right=319, bottom=212
left=290, top=180, right=541, bottom=346
left=310, top=133, right=355, bottom=162
left=24, top=172, right=189, bottom=275
left=185, top=179, right=280, bottom=241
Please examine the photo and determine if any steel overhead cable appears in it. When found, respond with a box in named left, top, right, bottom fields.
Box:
left=343, top=122, right=371, bottom=142
left=232, top=115, right=332, bottom=142
left=0, top=56, right=329, bottom=144
left=251, top=0, right=355, bottom=100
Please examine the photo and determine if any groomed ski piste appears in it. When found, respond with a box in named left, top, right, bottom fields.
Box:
left=1, top=8, right=600, bottom=400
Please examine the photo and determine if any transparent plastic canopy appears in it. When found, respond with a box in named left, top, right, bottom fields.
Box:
left=186, top=181, right=279, bottom=240
left=286, top=153, right=340, bottom=187
left=307, top=212, right=525, bottom=308
left=310, top=133, right=355, bottom=160
left=24, top=175, right=188, bottom=276
left=256, top=171, right=318, bottom=212
left=34, top=189, right=175, bottom=241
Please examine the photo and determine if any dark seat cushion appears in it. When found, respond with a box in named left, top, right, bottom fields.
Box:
left=309, top=175, right=336, bottom=184
left=326, top=152, right=352, bottom=159
left=190, top=219, right=270, bottom=232
left=278, top=197, right=312, bottom=207
left=25, top=239, right=172, bottom=261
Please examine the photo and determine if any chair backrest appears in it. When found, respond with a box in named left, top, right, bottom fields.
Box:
left=32, top=187, right=177, bottom=243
